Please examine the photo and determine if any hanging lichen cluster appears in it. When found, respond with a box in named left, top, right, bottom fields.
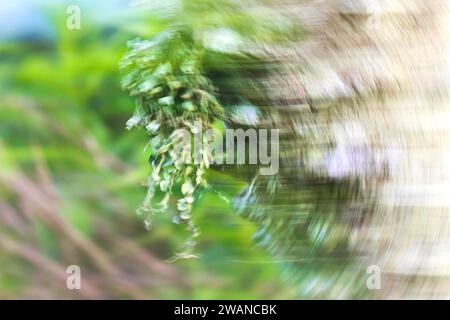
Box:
left=120, top=30, right=224, bottom=259
left=119, top=0, right=301, bottom=260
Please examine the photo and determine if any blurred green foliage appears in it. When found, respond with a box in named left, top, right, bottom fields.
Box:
left=0, top=2, right=296, bottom=299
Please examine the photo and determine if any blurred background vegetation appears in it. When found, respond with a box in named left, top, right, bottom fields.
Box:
left=0, top=0, right=298, bottom=299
